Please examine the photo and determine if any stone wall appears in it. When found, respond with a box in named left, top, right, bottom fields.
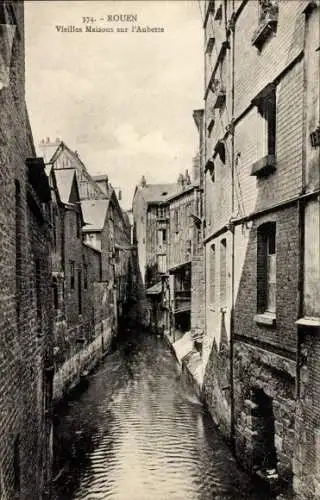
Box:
left=233, top=342, right=296, bottom=487
left=294, top=329, right=320, bottom=499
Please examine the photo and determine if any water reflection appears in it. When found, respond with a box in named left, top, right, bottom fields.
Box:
left=52, top=331, right=270, bottom=500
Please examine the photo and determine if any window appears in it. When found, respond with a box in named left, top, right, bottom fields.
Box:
left=252, top=0, right=279, bottom=49
left=84, top=264, right=88, bottom=289
left=257, top=222, right=276, bottom=314
left=13, top=434, right=20, bottom=494
left=157, top=254, right=167, bottom=273
left=76, top=212, right=80, bottom=239
left=173, top=209, right=179, bottom=233
left=15, top=180, right=21, bottom=316
left=78, top=270, right=82, bottom=315
left=157, top=207, right=166, bottom=218
left=35, top=259, right=41, bottom=326
left=220, top=239, right=227, bottom=307
left=158, top=228, right=167, bottom=246
left=210, top=244, right=216, bottom=305
left=251, top=84, right=277, bottom=176
left=70, top=261, right=75, bottom=289
left=53, top=277, right=59, bottom=310
left=52, top=206, right=57, bottom=249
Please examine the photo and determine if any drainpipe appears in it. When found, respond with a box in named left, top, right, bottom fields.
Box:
left=296, top=7, right=309, bottom=400
left=203, top=1, right=208, bottom=358
left=230, top=0, right=236, bottom=454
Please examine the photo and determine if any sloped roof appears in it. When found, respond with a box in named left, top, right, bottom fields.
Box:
left=146, top=281, right=162, bottom=295
left=92, top=174, right=108, bottom=182
left=54, top=169, right=76, bottom=204
left=139, top=183, right=178, bottom=203
left=81, top=199, right=109, bottom=232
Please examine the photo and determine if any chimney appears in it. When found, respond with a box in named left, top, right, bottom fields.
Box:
left=140, top=175, right=147, bottom=187
left=177, top=173, right=184, bottom=190
left=185, top=169, right=191, bottom=185
left=39, top=136, right=61, bottom=163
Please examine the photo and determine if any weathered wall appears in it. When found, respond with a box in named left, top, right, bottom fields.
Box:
left=203, top=230, right=232, bottom=439
left=234, top=206, right=299, bottom=354
left=294, top=329, right=320, bottom=499
left=132, top=188, right=147, bottom=284
left=233, top=342, right=296, bottom=485
left=0, top=3, right=53, bottom=498
left=293, top=4, right=320, bottom=498
left=168, top=189, right=194, bottom=270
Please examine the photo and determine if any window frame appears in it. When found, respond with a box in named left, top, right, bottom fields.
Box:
left=70, top=260, right=75, bottom=290
left=256, top=222, right=277, bottom=320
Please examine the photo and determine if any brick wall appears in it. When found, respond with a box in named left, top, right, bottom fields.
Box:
left=0, top=2, right=53, bottom=498
left=234, top=1, right=305, bottom=118
left=233, top=58, right=304, bottom=218
left=234, top=205, right=299, bottom=354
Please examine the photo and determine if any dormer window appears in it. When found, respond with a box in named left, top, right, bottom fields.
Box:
left=214, top=2, right=223, bottom=21
left=212, top=80, right=226, bottom=109
left=207, top=118, right=215, bottom=137
left=214, top=140, right=226, bottom=164
left=205, top=37, right=215, bottom=55
left=205, top=158, right=215, bottom=183
left=204, top=0, right=215, bottom=28
left=252, top=0, right=279, bottom=50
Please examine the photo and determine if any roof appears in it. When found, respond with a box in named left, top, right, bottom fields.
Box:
left=54, top=169, right=76, bottom=204
left=138, top=183, right=179, bottom=204
left=146, top=281, right=162, bottom=295
left=81, top=199, right=109, bottom=232
left=166, top=183, right=197, bottom=203
left=92, top=174, right=108, bottom=182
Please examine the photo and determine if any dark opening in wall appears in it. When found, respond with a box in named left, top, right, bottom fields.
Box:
left=53, top=277, right=59, bottom=310
left=13, top=434, right=20, bottom=494
left=251, top=387, right=277, bottom=474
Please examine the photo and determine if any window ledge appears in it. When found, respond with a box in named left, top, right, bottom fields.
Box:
left=251, top=154, right=276, bottom=177
left=254, top=312, right=276, bottom=327
left=251, top=15, right=278, bottom=49
left=296, top=317, right=320, bottom=328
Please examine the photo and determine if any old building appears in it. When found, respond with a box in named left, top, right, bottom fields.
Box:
left=293, top=2, right=320, bottom=498
left=202, top=0, right=320, bottom=494
left=167, top=170, right=202, bottom=337
left=132, top=178, right=178, bottom=330
left=0, top=2, right=53, bottom=497
left=41, top=139, right=133, bottom=330
left=48, top=166, right=96, bottom=401
left=40, top=139, right=106, bottom=201
left=191, top=110, right=206, bottom=343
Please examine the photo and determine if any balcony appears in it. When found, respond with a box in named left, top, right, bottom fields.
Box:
left=174, top=290, right=191, bottom=314
left=251, top=5, right=278, bottom=49
left=212, top=81, right=226, bottom=109
left=251, top=154, right=276, bottom=177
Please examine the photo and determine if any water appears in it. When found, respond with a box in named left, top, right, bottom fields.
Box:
left=52, top=330, right=270, bottom=500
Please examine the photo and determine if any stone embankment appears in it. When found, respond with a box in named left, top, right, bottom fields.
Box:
left=163, top=330, right=203, bottom=398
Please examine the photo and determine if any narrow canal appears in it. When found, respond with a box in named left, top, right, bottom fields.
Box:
left=52, top=329, right=271, bottom=500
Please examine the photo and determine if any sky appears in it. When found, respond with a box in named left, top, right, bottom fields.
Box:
left=25, top=1, right=204, bottom=209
